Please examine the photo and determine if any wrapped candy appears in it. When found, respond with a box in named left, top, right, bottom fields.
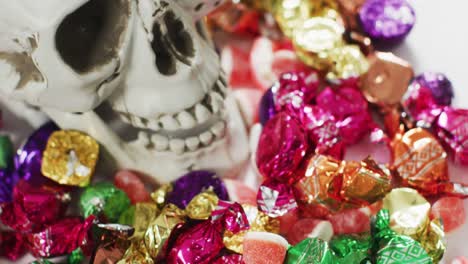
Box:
left=0, top=231, right=27, bottom=261
left=41, top=130, right=99, bottom=187
left=295, top=155, right=392, bottom=217
left=119, top=203, right=186, bottom=263
left=0, top=135, right=13, bottom=169
left=360, top=52, right=414, bottom=110
left=224, top=204, right=280, bottom=253
left=27, top=215, right=95, bottom=258
left=1, top=180, right=70, bottom=232
left=165, top=201, right=249, bottom=264
left=91, top=224, right=134, bottom=264
left=256, top=112, right=309, bottom=183
left=435, top=108, right=468, bottom=165
left=383, top=188, right=446, bottom=262
left=257, top=179, right=298, bottom=217
left=259, top=88, right=277, bottom=125
left=411, top=72, right=454, bottom=106
left=273, top=71, right=319, bottom=110
left=285, top=236, right=370, bottom=264
left=392, top=128, right=468, bottom=196
left=80, top=182, right=131, bottom=222
left=372, top=210, right=433, bottom=263
left=166, top=170, right=229, bottom=209
left=359, top=0, right=416, bottom=45
left=15, top=122, right=59, bottom=183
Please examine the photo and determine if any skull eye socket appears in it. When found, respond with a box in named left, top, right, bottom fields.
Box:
left=163, top=11, right=195, bottom=58
left=55, top=0, right=130, bottom=74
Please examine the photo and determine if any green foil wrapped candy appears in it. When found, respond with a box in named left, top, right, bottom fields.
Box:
left=330, top=234, right=371, bottom=262
left=373, top=210, right=433, bottom=264
left=80, top=182, right=131, bottom=222
left=0, top=135, right=13, bottom=169
left=286, top=238, right=335, bottom=264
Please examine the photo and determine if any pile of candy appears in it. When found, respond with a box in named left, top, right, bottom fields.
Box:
left=1, top=0, right=468, bottom=263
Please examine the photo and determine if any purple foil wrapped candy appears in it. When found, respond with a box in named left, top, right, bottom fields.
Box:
left=259, top=88, right=277, bottom=125
left=411, top=72, right=454, bottom=106
left=166, top=170, right=229, bottom=209
left=0, top=169, right=14, bottom=203
left=14, top=122, right=59, bottom=184
left=435, top=108, right=468, bottom=165
left=359, top=0, right=416, bottom=45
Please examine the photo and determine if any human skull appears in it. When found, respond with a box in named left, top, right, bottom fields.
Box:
left=0, top=0, right=249, bottom=183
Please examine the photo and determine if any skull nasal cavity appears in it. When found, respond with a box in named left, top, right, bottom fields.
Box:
left=164, top=12, right=195, bottom=58
left=55, top=0, right=130, bottom=74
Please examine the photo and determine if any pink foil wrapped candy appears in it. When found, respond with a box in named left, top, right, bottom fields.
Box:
left=316, top=87, right=375, bottom=145
left=27, top=215, right=95, bottom=258
left=435, top=108, right=468, bottom=165
left=1, top=180, right=69, bottom=232
left=257, top=179, right=298, bottom=217
left=403, top=84, right=442, bottom=126
left=0, top=231, right=27, bottom=261
left=256, top=112, right=309, bottom=183
left=273, top=71, right=319, bottom=111
left=165, top=201, right=249, bottom=264
left=297, top=106, right=344, bottom=159
left=412, top=72, right=454, bottom=106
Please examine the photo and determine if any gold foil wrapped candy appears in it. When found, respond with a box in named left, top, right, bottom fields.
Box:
left=185, top=189, right=219, bottom=220
left=151, top=184, right=173, bottom=209
left=383, top=188, right=446, bottom=263
left=41, top=130, right=99, bottom=187
left=223, top=204, right=280, bottom=253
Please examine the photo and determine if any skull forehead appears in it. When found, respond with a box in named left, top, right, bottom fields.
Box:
left=0, top=0, right=90, bottom=31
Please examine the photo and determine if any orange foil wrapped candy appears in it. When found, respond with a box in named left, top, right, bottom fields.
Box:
left=360, top=52, right=413, bottom=111
left=295, top=155, right=391, bottom=216
left=392, top=128, right=468, bottom=196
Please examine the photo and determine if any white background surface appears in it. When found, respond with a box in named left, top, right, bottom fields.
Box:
left=1, top=0, right=468, bottom=263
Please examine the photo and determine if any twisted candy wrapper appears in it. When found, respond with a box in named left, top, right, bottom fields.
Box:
left=91, top=224, right=134, bottom=264
left=119, top=190, right=219, bottom=263
left=435, top=108, right=468, bottom=165
left=383, top=188, right=445, bottom=262
left=224, top=204, right=280, bottom=253
left=165, top=201, right=249, bottom=264
left=1, top=180, right=70, bottom=232
left=285, top=235, right=370, bottom=264
left=26, top=215, right=96, bottom=258
left=295, top=155, right=392, bottom=216
left=392, top=128, right=468, bottom=196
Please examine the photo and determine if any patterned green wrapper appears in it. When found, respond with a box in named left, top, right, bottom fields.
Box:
left=67, top=248, right=85, bottom=264
left=80, top=182, right=131, bottom=222
left=286, top=238, right=335, bottom=263
left=0, top=135, right=13, bottom=169
left=373, top=210, right=433, bottom=264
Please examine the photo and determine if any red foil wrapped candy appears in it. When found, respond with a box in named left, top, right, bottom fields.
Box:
left=1, top=180, right=69, bottom=232
left=27, top=215, right=95, bottom=258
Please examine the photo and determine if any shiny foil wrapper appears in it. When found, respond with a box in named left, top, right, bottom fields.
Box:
left=185, top=189, right=219, bottom=220
left=271, top=0, right=340, bottom=38
left=0, top=135, right=13, bottom=169
left=91, top=224, right=134, bottom=264
left=293, top=17, right=345, bottom=70
left=295, top=155, right=391, bottom=213
left=132, top=203, right=159, bottom=237
left=151, top=183, right=173, bottom=208
left=166, top=202, right=249, bottom=264
left=27, top=215, right=95, bottom=258
left=373, top=210, right=433, bottom=264
left=327, top=45, right=369, bottom=81
left=392, top=128, right=448, bottom=192
left=1, top=180, right=70, bottom=233
left=360, top=52, right=414, bottom=110
left=383, top=188, right=446, bottom=262
left=285, top=236, right=370, bottom=264
left=435, top=108, right=468, bottom=165
left=80, top=182, right=131, bottom=222
left=224, top=204, right=280, bottom=253
left=41, top=130, right=99, bottom=187
left=392, top=128, right=468, bottom=196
